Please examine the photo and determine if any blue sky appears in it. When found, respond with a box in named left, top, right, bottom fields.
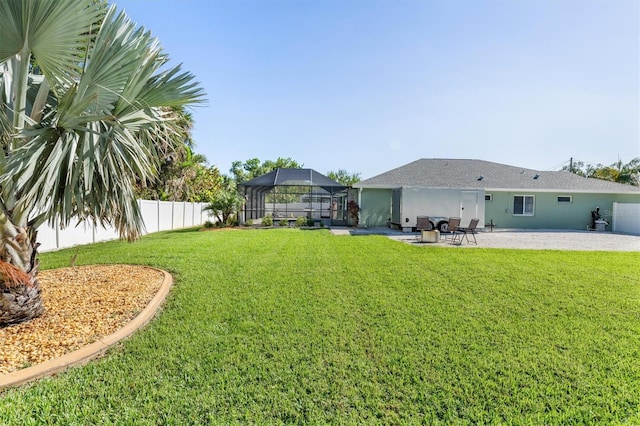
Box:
left=114, top=0, right=639, bottom=179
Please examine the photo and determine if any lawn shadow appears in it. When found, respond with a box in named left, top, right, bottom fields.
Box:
left=167, top=226, right=202, bottom=234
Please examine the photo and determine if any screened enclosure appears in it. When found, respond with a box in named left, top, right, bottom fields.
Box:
left=238, top=169, right=350, bottom=226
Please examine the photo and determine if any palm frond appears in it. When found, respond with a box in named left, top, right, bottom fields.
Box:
left=0, top=1, right=205, bottom=240
left=0, top=0, right=106, bottom=91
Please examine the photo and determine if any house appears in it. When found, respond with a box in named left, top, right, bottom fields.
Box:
left=353, top=159, right=640, bottom=233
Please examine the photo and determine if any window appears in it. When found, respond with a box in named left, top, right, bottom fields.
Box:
left=557, top=196, right=572, bottom=203
left=485, top=194, right=493, bottom=201
left=513, top=195, right=534, bottom=216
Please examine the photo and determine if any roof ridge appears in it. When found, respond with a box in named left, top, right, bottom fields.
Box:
left=355, top=158, right=639, bottom=192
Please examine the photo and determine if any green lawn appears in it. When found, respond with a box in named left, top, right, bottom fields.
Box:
left=1, top=228, right=639, bottom=424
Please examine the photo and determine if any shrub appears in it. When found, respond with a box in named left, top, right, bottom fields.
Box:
left=261, top=215, right=273, bottom=227
left=202, top=190, right=243, bottom=225
left=306, top=218, right=315, bottom=227
left=203, top=221, right=215, bottom=229
left=245, top=219, right=254, bottom=227
left=226, top=214, right=239, bottom=227
left=347, top=200, right=361, bottom=227
left=295, top=216, right=307, bottom=227
left=279, top=219, right=288, bottom=227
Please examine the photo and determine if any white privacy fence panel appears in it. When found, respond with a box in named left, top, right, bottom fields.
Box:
left=140, top=200, right=160, bottom=233
left=36, top=223, right=58, bottom=253
left=172, top=202, right=186, bottom=229
left=158, top=201, right=175, bottom=231
left=184, top=203, right=196, bottom=226
left=612, top=203, right=640, bottom=235
left=94, top=222, right=120, bottom=242
left=58, top=222, right=95, bottom=249
left=39, top=200, right=214, bottom=252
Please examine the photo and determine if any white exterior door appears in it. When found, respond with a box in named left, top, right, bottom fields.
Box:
left=460, top=191, right=479, bottom=226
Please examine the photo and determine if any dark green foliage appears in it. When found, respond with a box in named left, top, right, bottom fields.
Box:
left=261, top=215, right=273, bottom=227
left=326, top=169, right=361, bottom=186
left=562, top=157, right=640, bottom=186
left=203, top=187, right=243, bottom=225
left=230, top=157, right=303, bottom=184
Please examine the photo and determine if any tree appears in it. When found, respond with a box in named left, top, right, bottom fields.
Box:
left=561, top=160, right=587, bottom=177
left=230, top=157, right=303, bottom=184
left=135, top=107, right=222, bottom=202
left=187, top=165, right=226, bottom=203
left=327, top=169, right=361, bottom=186
left=589, top=158, right=640, bottom=186
left=137, top=144, right=223, bottom=203
left=563, top=158, right=640, bottom=186
left=202, top=177, right=244, bottom=225
left=0, top=0, right=204, bottom=325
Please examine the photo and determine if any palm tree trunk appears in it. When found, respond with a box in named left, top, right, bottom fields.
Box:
left=0, top=225, right=44, bottom=325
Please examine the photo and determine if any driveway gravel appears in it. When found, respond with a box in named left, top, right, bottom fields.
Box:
left=334, top=228, right=640, bottom=251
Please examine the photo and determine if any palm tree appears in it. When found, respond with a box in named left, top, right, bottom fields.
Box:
left=590, top=158, right=640, bottom=186
left=134, top=106, right=204, bottom=201
left=0, top=0, right=204, bottom=325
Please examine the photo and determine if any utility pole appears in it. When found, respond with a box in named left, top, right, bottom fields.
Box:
left=569, top=157, right=573, bottom=173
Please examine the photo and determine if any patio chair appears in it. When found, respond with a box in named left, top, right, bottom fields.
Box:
left=416, top=216, right=433, bottom=231
left=441, top=217, right=461, bottom=241
left=451, top=218, right=479, bottom=245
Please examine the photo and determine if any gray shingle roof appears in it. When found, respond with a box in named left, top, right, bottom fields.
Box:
left=354, top=159, right=640, bottom=193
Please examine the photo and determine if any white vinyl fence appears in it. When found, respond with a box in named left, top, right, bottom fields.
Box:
left=611, top=202, right=640, bottom=235
left=38, top=200, right=214, bottom=252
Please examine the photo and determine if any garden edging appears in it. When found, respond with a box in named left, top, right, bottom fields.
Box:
left=0, top=267, right=173, bottom=390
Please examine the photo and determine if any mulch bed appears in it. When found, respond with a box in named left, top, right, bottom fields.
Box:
left=0, top=265, right=164, bottom=375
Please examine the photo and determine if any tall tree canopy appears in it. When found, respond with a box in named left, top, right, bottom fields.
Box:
left=562, top=158, right=640, bottom=186
left=326, top=169, right=361, bottom=186
left=0, top=0, right=204, bottom=324
left=230, top=157, right=303, bottom=184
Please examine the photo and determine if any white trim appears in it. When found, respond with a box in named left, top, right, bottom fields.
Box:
left=355, top=185, right=639, bottom=195
left=484, top=187, right=639, bottom=194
